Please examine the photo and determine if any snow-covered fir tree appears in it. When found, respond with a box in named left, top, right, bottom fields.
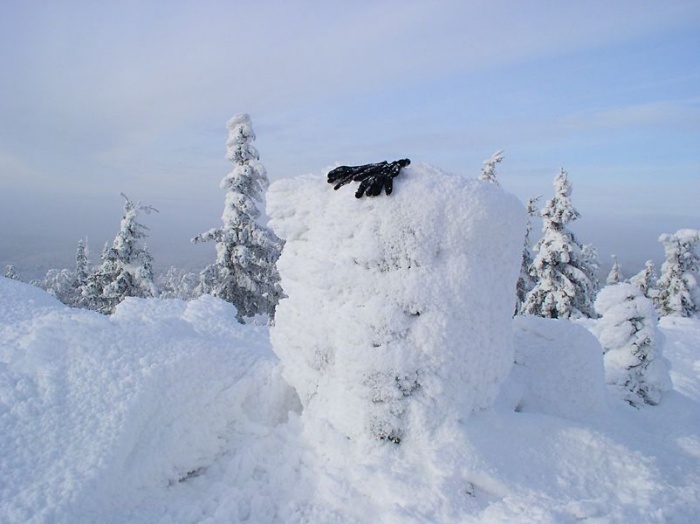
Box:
left=594, top=283, right=671, bottom=407
left=40, top=268, right=76, bottom=304
left=521, top=168, right=597, bottom=319
left=83, top=195, right=158, bottom=314
left=581, top=243, right=602, bottom=295
left=479, top=149, right=504, bottom=185
left=630, top=260, right=657, bottom=300
left=4, top=265, right=19, bottom=280
left=606, top=255, right=623, bottom=285
left=75, top=239, right=90, bottom=291
left=158, top=267, right=200, bottom=300
left=42, top=239, right=91, bottom=307
left=192, top=114, right=283, bottom=323
left=516, top=196, right=540, bottom=312
left=654, top=229, right=700, bottom=317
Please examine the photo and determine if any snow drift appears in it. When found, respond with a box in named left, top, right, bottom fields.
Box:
left=268, top=162, right=525, bottom=443
left=0, top=278, right=297, bottom=522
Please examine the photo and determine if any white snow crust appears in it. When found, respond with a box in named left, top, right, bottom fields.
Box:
left=2, top=163, right=700, bottom=522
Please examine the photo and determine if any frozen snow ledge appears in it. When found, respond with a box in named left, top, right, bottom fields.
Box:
left=268, top=162, right=525, bottom=444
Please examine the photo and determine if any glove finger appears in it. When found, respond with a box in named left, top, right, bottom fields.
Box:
left=384, top=176, right=393, bottom=195
left=355, top=179, right=368, bottom=198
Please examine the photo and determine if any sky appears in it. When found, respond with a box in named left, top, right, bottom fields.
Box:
left=1, top=0, right=699, bottom=280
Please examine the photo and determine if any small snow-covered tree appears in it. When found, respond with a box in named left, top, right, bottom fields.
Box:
left=581, top=243, right=602, bottom=295
left=83, top=194, right=158, bottom=314
left=606, top=255, right=623, bottom=285
left=630, top=260, right=657, bottom=300
left=158, top=267, right=200, bottom=300
left=193, top=114, right=283, bottom=323
left=40, top=268, right=76, bottom=304
left=521, top=169, right=596, bottom=318
left=654, top=229, right=700, bottom=317
left=479, top=149, right=504, bottom=185
left=516, top=196, right=540, bottom=312
left=594, top=283, right=671, bottom=406
left=4, top=265, right=19, bottom=280
left=75, top=239, right=90, bottom=290
left=40, top=238, right=91, bottom=307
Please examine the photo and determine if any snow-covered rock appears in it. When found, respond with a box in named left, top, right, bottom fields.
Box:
left=506, top=315, right=607, bottom=418
left=268, top=162, right=525, bottom=443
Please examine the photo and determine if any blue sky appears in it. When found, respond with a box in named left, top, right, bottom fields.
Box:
left=1, top=0, right=699, bottom=277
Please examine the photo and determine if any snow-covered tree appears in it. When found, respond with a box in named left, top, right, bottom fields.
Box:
left=630, top=260, right=657, bottom=300
left=40, top=239, right=91, bottom=307
left=594, top=283, right=671, bottom=407
left=83, top=195, right=158, bottom=314
left=193, top=114, right=283, bottom=323
left=516, top=196, right=540, bottom=312
left=158, top=267, right=200, bottom=300
left=4, top=265, right=19, bottom=280
left=75, top=239, right=90, bottom=290
left=521, top=168, right=597, bottom=319
left=654, top=229, right=700, bottom=317
left=606, top=255, right=623, bottom=285
left=479, top=149, right=504, bottom=185
left=581, top=243, right=602, bottom=295
left=40, top=268, right=76, bottom=304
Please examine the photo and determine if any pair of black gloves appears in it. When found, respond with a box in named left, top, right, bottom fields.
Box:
left=327, top=159, right=410, bottom=198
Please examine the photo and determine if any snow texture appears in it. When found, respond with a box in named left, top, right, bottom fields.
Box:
left=0, top=277, right=298, bottom=523
left=268, top=162, right=525, bottom=443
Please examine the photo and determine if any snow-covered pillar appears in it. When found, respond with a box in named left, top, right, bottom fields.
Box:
left=268, top=163, right=525, bottom=443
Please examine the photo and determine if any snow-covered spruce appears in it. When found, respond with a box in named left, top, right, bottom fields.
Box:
left=5, top=264, right=19, bottom=280
left=479, top=149, right=504, bottom=185
left=654, top=228, right=700, bottom=318
left=515, top=196, right=540, bottom=313
left=593, top=283, right=671, bottom=406
left=268, top=162, right=524, bottom=444
left=521, top=168, right=598, bottom=319
left=630, top=259, right=657, bottom=300
left=606, top=254, right=623, bottom=285
left=36, top=238, right=91, bottom=307
left=81, top=195, right=157, bottom=314
left=193, top=114, right=283, bottom=323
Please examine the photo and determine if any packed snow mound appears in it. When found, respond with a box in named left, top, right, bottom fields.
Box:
left=0, top=278, right=297, bottom=523
left=503, top=316, right=607, bottom=418
left=268, top=162, right=525, bottom=443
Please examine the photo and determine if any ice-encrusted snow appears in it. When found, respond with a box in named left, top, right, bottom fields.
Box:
left=268, top=162, right=525, bottom=443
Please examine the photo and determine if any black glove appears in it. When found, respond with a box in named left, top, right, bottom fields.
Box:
left=327, top=159, right=411, bottom=198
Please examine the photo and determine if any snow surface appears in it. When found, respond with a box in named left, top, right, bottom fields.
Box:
left=2, top=163, right=700, bottom=522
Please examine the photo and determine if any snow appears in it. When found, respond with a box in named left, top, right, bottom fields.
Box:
left=2, top=163, right=700, bottom=522
left=267, top=162, right=525, bottom=443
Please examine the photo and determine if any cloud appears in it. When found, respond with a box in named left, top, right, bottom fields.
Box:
left=559, top=99, right=700, bottom=131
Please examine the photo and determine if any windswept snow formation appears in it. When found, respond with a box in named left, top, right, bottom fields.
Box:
left=268, top=162, right=525, bottom=443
